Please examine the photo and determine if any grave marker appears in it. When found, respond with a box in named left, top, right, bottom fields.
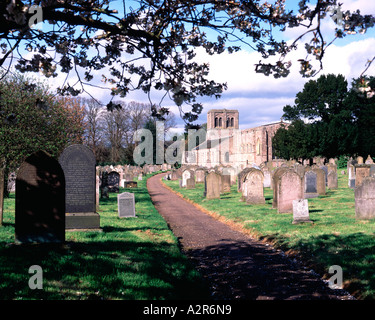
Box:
left=204, top=172, right=220, bottom=199
left=59, top=144, right=100, bottom=230
left=16, top=151, right=65, bottom=243
left=118, top=192, right=136, bottom=218
left=108, top=171, right=120, bottom=192
left=292, top=199, right=313, bottom=224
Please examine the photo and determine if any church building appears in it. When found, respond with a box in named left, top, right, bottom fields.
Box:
left=182, top=109, right=287, bottom=168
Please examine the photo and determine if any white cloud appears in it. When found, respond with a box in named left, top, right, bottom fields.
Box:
left=191, top=36, right=375, bottom=128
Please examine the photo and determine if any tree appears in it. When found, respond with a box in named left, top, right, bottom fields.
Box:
left=283, top=74, right=349, bottom=122
left=346, top=76, right=375, bottom=156
left=56, top=96, right=87, bottom=144
left=0, top=72, right=82, bottom=224
left=102, top=107, right=128, bottom=163
left=1, top=0, right=374, bottom=124
left=274, top=74, right=375, bottom=160
left=83, top=97, right=105, bottom=159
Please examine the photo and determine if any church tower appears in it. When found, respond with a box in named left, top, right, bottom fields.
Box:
left=207, top=109, right=239, bottom=130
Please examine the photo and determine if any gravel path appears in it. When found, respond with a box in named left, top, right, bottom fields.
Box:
left=147, top=173, right=354, bottom=300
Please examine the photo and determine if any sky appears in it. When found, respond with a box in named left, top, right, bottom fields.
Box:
left=14, top=0, right=375, bottom=136
left=111, top=0, right=375, bottom=135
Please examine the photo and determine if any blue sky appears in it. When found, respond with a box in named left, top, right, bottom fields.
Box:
left=20, top=0, right=375, bottom=135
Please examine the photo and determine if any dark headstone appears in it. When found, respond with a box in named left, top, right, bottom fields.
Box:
left=58, top=144, right=100, bottom=230
left=59, top=144, right=96, bottom=213
left=118, top=192, right=136, bottom=218
left=100, top=171, right=109, bottom=199
left=124, top=181, right=138, bottom=188
left=108, top=171, right=120, bottom=193
left=16, top=151, right=65, bottom=243
left=320, top=165, right=328, bottom=186
left=304, top=170, right=318, bottom=198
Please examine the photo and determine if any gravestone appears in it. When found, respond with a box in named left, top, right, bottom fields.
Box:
left=124, top=181, right=138, bottom=188
left=220, top=173, right=231, bottom=193
left=243, top=169, right=265, bottom=204
left=204, top=172, right=220, bottom=199
left=313, top=168, right=326, bottom=195
left=304, top=170, right=318, bottom=198
left=223, top=167, right=237, bottom=185
left=365, top=155, right=374, bottom=164
left=355, top=164, right=371, bottom=187
left=181, top=169, right=193, bottom=188
left=96, top=172, right=100, bottom=210
left=327, top=171, right=338, bottom=190
left=271, top=167, right=290, bottom=207
left=320, top=165, right=328, bottom=186
left=59, top=144, right=100, bottom=230
left=195, top=169, right=206, bottom=183
left=357, top=156, right=364, bottom=164
left=100, top=171, right=109, bottom=199
left=262, top=169, right=271, bottom=188
left=118, top=192, right=136, bottom=218
left=16, top=151, right=65, bottom=243
left=355, top=177, right=375, bottom=220
left=292, top=199, right=313, bottom=224
left=237, top=167, right=253, bottom=192
left=274, top=169, right=303, bottom=213
left=108, top=171, right=120, bottom=192
left=348, top=164, right=356, bottom=189
left=186, top=177, right=196, bottom=189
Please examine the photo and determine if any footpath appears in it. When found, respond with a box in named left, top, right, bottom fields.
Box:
left=147, top=173, right=354, bottom=300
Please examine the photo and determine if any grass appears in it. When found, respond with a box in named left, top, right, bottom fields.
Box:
left=163, top=172, right=375, bottom=300
left=0, top=172, right=210, bottom=300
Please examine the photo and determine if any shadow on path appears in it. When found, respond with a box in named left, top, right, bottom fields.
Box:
left=148, top=173, right=354, bottom=300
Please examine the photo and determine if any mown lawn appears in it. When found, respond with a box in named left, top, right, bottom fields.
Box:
left=0, top=172, right=210, bottom=300
left=163, top=171, right=375, bottom=299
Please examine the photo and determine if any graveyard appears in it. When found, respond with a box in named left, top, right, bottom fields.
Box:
left=0, top=172, right=210, bottom=300
left=163, top=168, right=375, bottom=300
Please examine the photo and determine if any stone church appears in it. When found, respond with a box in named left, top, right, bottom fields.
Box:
left=182, top=109, right=287, bottom=168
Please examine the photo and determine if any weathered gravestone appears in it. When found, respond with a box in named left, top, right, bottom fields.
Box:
left=327, top=171, right=338, bottom=190
left=304, top=170, right=318, bottom=198
left=181, top=169, right=193, bottom=188
left=108, top=171, right=120, bottom=192
left=365, top=155, right=374, bottom=164
left=117, top=192, right=136, bottom=218
left=355, top=164, right=371, bottom=187
left=195, top=169, right=206, bottom=183
left=59, top=144, right=100, bottom=230
left=313, top=168, right=326, bottom=195
left=320, top=165, right=328, bottom=186
left=186, top=177, right=196, bottom=189
left=16, top=151, right=65, bottom=243
left=262, top=169, right=271, bottom=188
left=274, top=169, right=303, bottom=213
left=355, top=177, right=375, bottom=220
left=204, top=171, right=221, bottom=199
left=220, top=173, right=231, bottom=193
left=242, top=169, right=265, bottom=204
left=237, top=167, right=253, bottom=192
left=348, top=164, right=356, bottom=189
left=292, top=199, right=313, bottom=224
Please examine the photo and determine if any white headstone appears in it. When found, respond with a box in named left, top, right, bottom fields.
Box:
left=292, top=199, right=313, bottom=224
left=118, top=192, right=136, bottom=218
